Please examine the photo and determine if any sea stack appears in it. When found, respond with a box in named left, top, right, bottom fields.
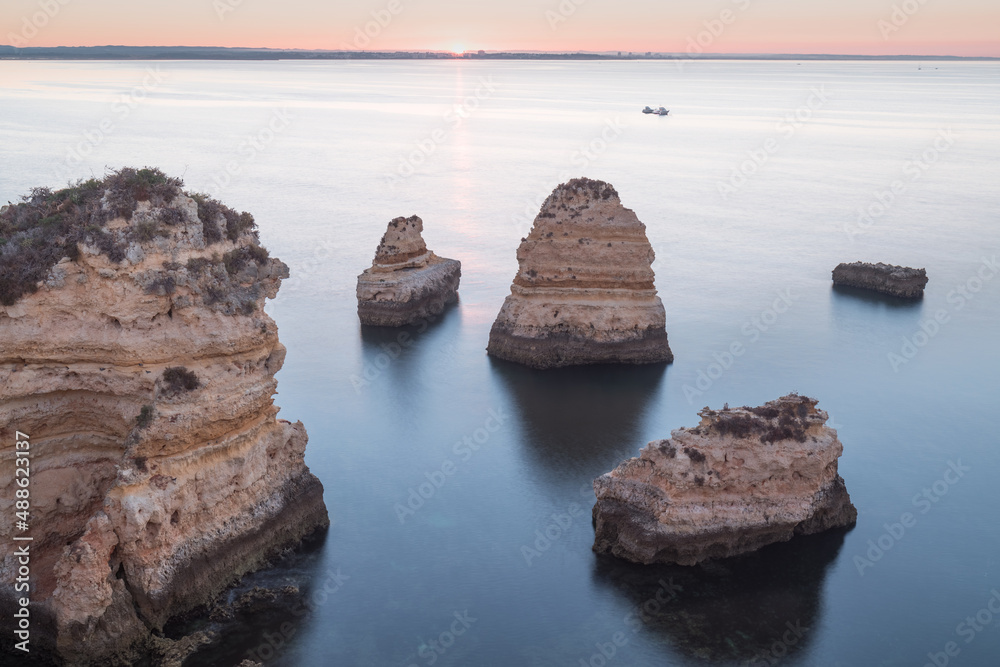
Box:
left=487, top=178, right=672, bottom=369
left=832, top=261, right=928, bottom=298
left=356, top=215, right=461, bottom=326
left=593, top=394, right=856, bottom=566
left=0, top=169, right=329, bottom=664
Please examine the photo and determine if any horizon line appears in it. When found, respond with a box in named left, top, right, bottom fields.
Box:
left=2, top=44, right=998, bottom=59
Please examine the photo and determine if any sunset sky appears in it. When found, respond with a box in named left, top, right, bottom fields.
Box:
left=2, top=0, right=997, bottom=56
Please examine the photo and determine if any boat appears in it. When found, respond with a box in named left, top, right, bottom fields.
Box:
left=642, top=106, right=654, bottom=114
left=654, top=107, right=669, bottom=116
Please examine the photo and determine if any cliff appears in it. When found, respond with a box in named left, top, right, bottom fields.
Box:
left=356, top=215, right=461, bottom=326
left=487, top=178, right=672, bottom=369
left=592, top=394, right=855, bottom=566
left=0, top=169, right=328, bottom=665
left=832, top=261, right=928, bottom=298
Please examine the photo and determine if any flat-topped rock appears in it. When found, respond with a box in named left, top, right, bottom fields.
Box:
left=832, top=261, right=928, bottom=298
left=357, top=215, right=461, bottom=326
left=593, top=394, right=856, bottom=566
left=487, top=178, right=672, bottom=369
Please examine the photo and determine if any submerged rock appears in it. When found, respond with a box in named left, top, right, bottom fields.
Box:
left=356, top=215, right=461, bottom=326
left=487, top=178, right=672, bottom=369
left=592, top=394, right=856, bottom=566
left=0, top=169, right=329, bottom=665
left=832, top=261, right=928, bottom=298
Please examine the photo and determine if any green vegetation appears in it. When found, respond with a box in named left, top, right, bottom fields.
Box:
left=185, top=256, right=212, bottom=274
left=157, top=207, right=185, bottom=226
left=191, top=194, right=224, bottom=243
left=0, top=167, right=260, bottom=307
left=683, top=447, right=706, bottom=463
left=223, top=244, right=270, bottom=276
left=144, top=274, right=176, bottom=295
left=161, top=367, right=201, bottom=395
left=190, top=194, right=256, bottom=243
left=136, top=404, right=155, bottom=429
left=103, top=167, right=182, bottom=219
left=134, top=219, right=169, bottom=243
left=705, top=398, right=811, bottom=444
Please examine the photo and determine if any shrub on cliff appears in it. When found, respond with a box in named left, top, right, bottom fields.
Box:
left=0, top=168, right=259, bottom=306
left=191, top=194, right=224, bottom=243
left=133, top=220, right=168, bottom=244
left=145, top=274, right=177, bottom=296
left=161, top=367, right=201, bottom=396
left=185, top=256, right=212, bottom=274
left=136, top=405, right=155, bottom=429
left=191, top=194, right=257, bottom=244
left=702, top=397, right=811, bottom=444
left=711, top=413, right=761, bottom=438
left=1, top=180, right=105, bottom=305
left=223, top=244, right=270, bottom=276
left=103, top=167, right=183, bottom=220
left=227, top=211, right=256, bottom=242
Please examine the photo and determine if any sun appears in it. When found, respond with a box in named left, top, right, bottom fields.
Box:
left=451, top=43, right=465, bottom=55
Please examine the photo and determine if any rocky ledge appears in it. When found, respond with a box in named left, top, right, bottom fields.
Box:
left=832, top=261, right=928, bottom=298
left=356, top=215, right=460, bottom=326
left=593, top=394, right=856, bottom=566
left=487, top=178, right=672, bottom=369
left=0, top=168, right=329, bottom=665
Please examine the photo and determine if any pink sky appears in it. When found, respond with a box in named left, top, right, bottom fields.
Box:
left=2, top=0, right=997, bottom=56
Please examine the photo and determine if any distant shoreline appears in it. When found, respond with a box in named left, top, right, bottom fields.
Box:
left=0, top=46, right=997, bottom=61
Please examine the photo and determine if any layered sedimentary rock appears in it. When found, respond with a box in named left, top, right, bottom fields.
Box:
left=356, top=215, right=461, bottom=326
left=593, top=394, right=855, bottom=566
left=0, top=169, right=328, bottom=665
left=832, top=261, right=928, bottom=298
left=487, top=178, right=672, bottom=369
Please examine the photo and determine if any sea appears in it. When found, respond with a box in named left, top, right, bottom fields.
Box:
left=1, top=59, right=999, bottom=666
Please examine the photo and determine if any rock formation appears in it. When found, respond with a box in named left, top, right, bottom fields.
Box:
left=0, top=168, right=328, bottom=665
left=592, top=394, right=855, bottom=566
left=832, top=261, right=928, bottom=298
left=356, top=215, right=461, bottom=326
left=487, top=178, right=672, bottom=369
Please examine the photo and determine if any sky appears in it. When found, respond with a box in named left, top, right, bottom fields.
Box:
left=2, top=0, right=997, bottom=56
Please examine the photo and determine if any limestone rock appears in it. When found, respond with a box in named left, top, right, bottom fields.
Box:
left=487, top=178, right=672, bottom=369
left=832, top=261, right=928, bottom=298
left=593, top=394, right=856, bottom=566
left=0, top=171, right=329, bottom=665
left=356, top=215, right=461, bottom=326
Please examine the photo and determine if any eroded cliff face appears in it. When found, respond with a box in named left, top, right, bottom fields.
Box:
left=356, top=215, right=461, bottom=327
left=832, top=261, right=928, bottom=298
left=593, top=395, right=855, bottom=566
left=0, top=171, right=328, bottom=665
left=487, top=178, right=672, bottom=369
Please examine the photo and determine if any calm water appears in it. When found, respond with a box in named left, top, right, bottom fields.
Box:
left=2, top=60, right=1000, bottom=666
